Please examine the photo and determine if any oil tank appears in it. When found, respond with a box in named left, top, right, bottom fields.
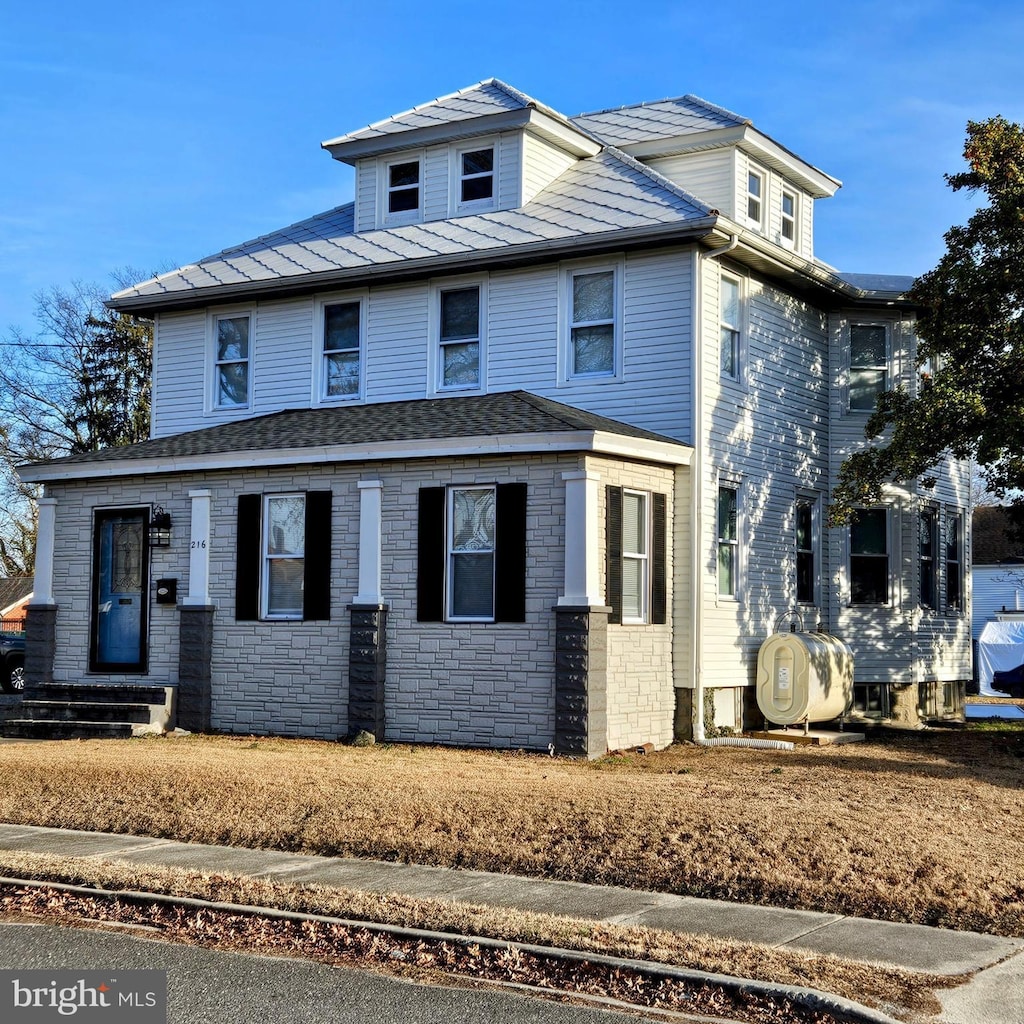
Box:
left=756, top=632, right=854, bottom=727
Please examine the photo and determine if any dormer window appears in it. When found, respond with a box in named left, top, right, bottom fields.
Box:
left=746, top=169, right=764, bottom=227
left=387, top=160, right=420, bottom=214
left=781, top=189, right=797, bottom=246
left=460, top=147, right=494, bottom=203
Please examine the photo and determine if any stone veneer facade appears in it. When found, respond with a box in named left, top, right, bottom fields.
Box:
left=42, top=449, right=682, bottom=754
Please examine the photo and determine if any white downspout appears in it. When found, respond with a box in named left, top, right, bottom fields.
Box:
left=690, top=236, right=793, bottom=752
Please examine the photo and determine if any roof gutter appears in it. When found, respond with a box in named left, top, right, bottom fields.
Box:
left=17, top=429, right=692, bottom=485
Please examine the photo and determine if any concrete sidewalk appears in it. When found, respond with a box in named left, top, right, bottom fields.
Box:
left=0, top=822, right=1020, bottom=1023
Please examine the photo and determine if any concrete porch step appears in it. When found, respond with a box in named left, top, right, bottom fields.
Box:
left=15, top=701, right=155, bottom=725
left=26, top=683, right=172, bottom=706
left=2, top=719, right=135, bottom=740
left=0, top=681, right=175, bottom=740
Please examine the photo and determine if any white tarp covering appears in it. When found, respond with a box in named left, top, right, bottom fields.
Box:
left=977, top=618, right=1024, bottom=695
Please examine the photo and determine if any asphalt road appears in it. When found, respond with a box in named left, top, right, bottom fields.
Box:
left=0, top=922, right=656, bottom=1023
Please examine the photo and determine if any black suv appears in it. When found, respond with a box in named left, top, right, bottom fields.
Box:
left=1, top=631, right=25, bottom=694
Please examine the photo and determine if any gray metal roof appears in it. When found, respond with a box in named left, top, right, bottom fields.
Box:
left=23, top=391, right=685, bottom=475
left=571, top=94, right=748, bottom=147
left=110, top=149, right=714, bottom=310
left=837, top=273, right=916, bottom=295
left=323, top=79, right=543, bottom=146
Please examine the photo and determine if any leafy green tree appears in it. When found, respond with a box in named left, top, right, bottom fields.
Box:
left=0, top=275, right=153, bottom=573
left=831, top=116, right=1024, bottom=525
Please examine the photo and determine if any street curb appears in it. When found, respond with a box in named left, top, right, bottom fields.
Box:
left=0, top=874, right=903, bottom=1024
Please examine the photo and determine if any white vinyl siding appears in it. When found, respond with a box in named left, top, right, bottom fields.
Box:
left=699, top=258, right=830, bottom=688
left=647, top=150, right=735, bottom=216
left=150, top=310, right=205, bottom=437
left=150, top=248, right=695, bottom=451
left=521, top=132, right=576, bottom=205
left=827, top=309, right=971, bottom=685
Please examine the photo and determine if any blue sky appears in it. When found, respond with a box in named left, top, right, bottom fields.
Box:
left=2, top=0, right=1022, bottom=334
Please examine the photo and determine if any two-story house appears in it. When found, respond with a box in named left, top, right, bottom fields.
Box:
left=17, top=80, right=970, bottom=752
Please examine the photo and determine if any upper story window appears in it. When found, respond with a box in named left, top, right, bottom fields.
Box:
left=849, top=323, right=888, bottom=412
left=387, top=159, right=420, bottom=215
left=850, top=508, right=888, bottom=605
left=920, top=510, right=938, bottom=609
left=781, top=189, right=797, bottom=247
left=720, top=273, right=741, bottom=380
left=562, top=265, right=621, bottom=382
left=746, top=168, right=764, bottom=228
left=438, top=284, right=482, bottom=390
left=212, top=312, right=252, bottom=410
left=459, top=147, right=494, bottom=204
left=321, top=299, right=362, bottom=400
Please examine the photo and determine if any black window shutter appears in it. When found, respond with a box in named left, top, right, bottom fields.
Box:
left=606, top=485, right=623, bottom=624
left=236, top=494, right=261, bottom=621
left=303, top=490, right=332, bottom=620
left=417, top=487, right=446, bottom=622
left=495, top=483, right=527, bottom=623
left=652, top=492, right=667, bottom=625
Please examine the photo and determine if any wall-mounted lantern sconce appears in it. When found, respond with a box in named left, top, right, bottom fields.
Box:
left=149, top=507, right=172, bottom=547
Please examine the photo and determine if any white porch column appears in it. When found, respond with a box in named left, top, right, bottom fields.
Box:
left=558, top=470, right=604, bottom=607
left=183, top=489, right=212, bottom=606
left=32, top=497, right=57, bottom=606
left=353, top=479, right=384, bottom=605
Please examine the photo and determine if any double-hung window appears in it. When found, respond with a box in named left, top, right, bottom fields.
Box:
left=321, top=300, right=362, bottom=399
left=262, top=494, right=305, bottom=619
left=213, top=313, right=251, bottom=409
left=621, top=491, right=649, bottom=623
left=447, top=486, right=496, bottom=620
left=746, top=169, right=764, bottom=227
left=387, top=159, right=420, bottom=215
left=850, top=508, right=888, bottom=605
left=417, top=484, right=527, bottom=624
left=459, top=147, right=494, bottom=204
left=795, top=498, right=816, bottom=604
left=567, top=267, right=617, bottom=378
left=235, top=491, right=332, bottom=622
left=438, top=285, right=482, bottom=389
left=720, top=274, right=741, bottom=379
left=781, top=189, right=797, bottom=246
left=920, top=510, right=938, bottom=609
left=717, top=486, right=739, bottom=598
left=605, top=486, right=667, bottom=625
left=849, top=324, right=888, bottom=412
left=946, top=512, right=963, bottom=612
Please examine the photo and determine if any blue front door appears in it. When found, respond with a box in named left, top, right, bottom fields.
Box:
left=91, top=511, right=148, bottom=671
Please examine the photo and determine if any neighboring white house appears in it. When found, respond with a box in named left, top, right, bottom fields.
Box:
left=17, top=80, right=970, bottom=752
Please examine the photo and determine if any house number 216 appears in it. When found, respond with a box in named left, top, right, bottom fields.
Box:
left=191, top=540, right=207, bottom=549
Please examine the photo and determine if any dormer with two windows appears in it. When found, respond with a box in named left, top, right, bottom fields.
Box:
left=572, top=96, right=840, bottom=260
left=321, top=80, right=601, bottom=232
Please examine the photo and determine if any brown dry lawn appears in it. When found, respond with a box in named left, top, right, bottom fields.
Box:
left=0, top=725, right=1021, bottom=936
